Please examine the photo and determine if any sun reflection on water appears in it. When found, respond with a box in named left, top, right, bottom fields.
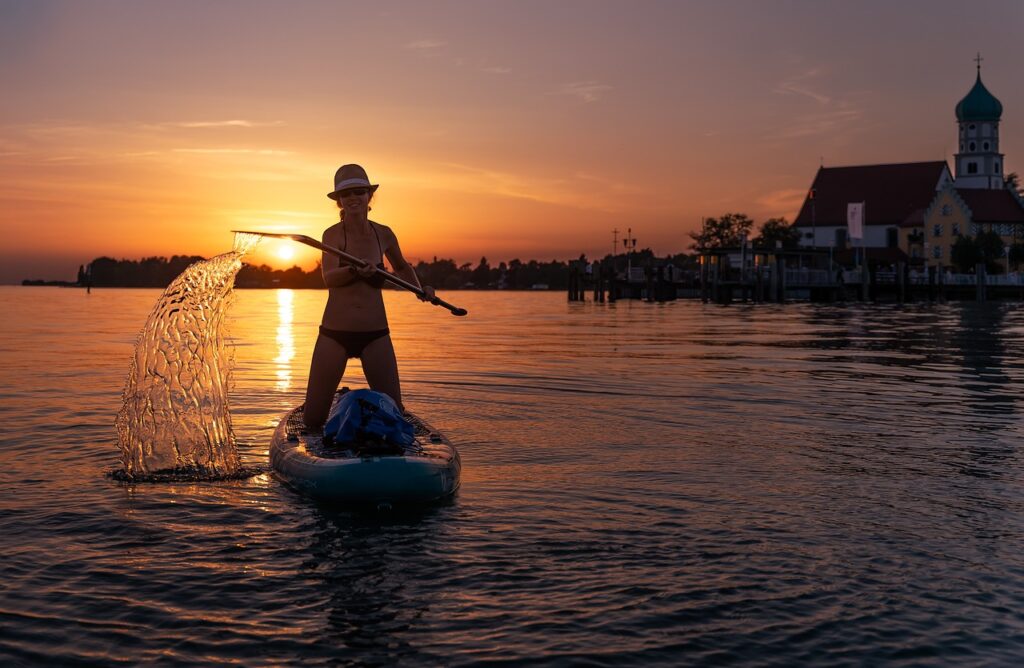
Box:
left=275, top=289, right=295, bottom=392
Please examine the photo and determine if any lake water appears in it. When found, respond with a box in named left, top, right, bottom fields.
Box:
left=1, top=286, right=1023, bottom=666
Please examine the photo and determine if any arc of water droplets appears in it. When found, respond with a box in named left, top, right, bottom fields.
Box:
left=115, top=233, right=262, bottom=479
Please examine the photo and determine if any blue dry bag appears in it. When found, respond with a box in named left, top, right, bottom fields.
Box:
left=324, top=389, right=415, bottom=447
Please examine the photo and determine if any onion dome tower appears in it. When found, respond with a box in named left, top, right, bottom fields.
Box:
left=954, top=54, right=1004, bottom=189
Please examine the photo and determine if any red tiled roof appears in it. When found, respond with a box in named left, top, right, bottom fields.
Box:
left=954, top=188, right=1024, bottom=223
left=794, top=162, right=949, bottom=228
left=898, top=208, right=927, bottom=228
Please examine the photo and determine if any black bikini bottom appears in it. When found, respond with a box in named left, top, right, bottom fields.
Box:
left=318, top=326, right=390, bottom=358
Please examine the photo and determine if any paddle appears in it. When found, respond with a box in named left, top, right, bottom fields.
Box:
left=232, top=230, right=468, bottom=316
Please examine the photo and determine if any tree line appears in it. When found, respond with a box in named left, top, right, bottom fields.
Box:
left=40, top=213, right=1022, bottom=288
left=688, top=213, right=801, bottom=250
left=689, top=212, right=1024, bottom=273
left=951, top=231, right=1024, bottom=274
left=68, top=255, right=649, bottom=290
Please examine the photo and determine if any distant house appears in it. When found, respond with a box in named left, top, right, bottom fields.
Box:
left=792, top=62, right=1024, bottom=269
left=921, top=188, right=1024, bottom=264
left=793, top=161, right=952, bottom=263
left=920, top=69, right=1024, bottom=266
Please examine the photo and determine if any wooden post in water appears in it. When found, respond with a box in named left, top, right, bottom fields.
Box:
left=776, top=256, right=786, bottom=303
left=700, top=257, right=709, bottom=303
left=976, top=263, right=986, bottom=302
left=897, top=261, right=906, bottom=303
left=768, top=257, right=778, bottom=302
left=710, top=263, right=718, bottom=303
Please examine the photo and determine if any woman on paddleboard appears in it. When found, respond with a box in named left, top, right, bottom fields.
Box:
left=303, top=164, right=434, bottom=430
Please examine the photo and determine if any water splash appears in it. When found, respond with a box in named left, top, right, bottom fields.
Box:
left=113, top=233, right=262, bottom=481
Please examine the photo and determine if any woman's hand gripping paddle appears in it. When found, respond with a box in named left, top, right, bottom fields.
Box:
left=232, top=230, right=468, bottom=316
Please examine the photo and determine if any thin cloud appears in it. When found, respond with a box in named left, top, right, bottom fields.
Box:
left=140, top=120, right=285, bottom=131
left=773, top=107, right=864, bottom=140
left=572, top=171, right=643, bottom=196
left=554, top=81, right=612, bottom=103
left=171, top=148, right=293, bottom=156
left=755, top=188, right=808, bottom=216
left=406, top=39, right=447, bottom=50
left=227, top=209, right=323, bottom=219
left=481, top=66, right=511, bottom=74
left=223, top=210, right=323, bottom=228
left=410, top=161, right=638, bottom=214
left=774, top=68, right=831, bottom=105
left=769, top=67, right=865, bottom=141
left=177, top=120, right=284, bottom=129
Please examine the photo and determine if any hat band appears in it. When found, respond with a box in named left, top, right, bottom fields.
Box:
left=334, top=177, right=371, bottom=191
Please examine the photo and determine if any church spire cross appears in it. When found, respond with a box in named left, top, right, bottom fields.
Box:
left=975, top=52, right=983, bottom=73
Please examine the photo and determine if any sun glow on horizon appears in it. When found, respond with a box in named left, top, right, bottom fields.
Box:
left=276, top=244, right=296, bottom=262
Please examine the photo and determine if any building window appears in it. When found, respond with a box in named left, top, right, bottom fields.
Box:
left=933, top=223, right=943, bottom=237
left=968, top=162, right=978, bottom=174
left=995, top=162, right=1000, bottom=173
left=1001, top=223, right=1013, bottom=236
left=887, top=228, right=898, bottom=248
left=912, top=247, right=921, bottom=258
left=969, top=124, right=976, bottom=131
left=835, top=228, right=847, bottom=247
left=983, top=142, right=990, bottom=150
left=933, top=245, right=942, bottom=259
left=969, top=142, right=976, bottom=151
left=952, top=223, right=960, bottom=236
left=971, top=223, right=981, bottom=236
left=941, top=204, right=952, bottom=216
left=960, top=143, right=964, bottom=151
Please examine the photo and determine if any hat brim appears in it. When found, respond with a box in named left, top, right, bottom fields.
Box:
left=327, top=184, right=379, bottom=200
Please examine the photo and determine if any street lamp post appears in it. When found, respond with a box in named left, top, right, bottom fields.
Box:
left=624, top=228, right=637, bottom=278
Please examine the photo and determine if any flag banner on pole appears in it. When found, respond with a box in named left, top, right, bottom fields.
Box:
left=847, top=202, right=864, bottom=240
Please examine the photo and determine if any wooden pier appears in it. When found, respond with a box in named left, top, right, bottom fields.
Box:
left=567, top=249, right=1024, bottom=304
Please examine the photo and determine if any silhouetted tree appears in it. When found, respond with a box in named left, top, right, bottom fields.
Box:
left=1009, top=243, right=1024, bottom=271
left=471, top=257, right=491, bottom=287
left=977, top=230, right=1006, bottom=274
left=689, top=213, right=754, bottom=250
left=754, top=217, right=801, bottom=249
left=1005, top=172, right=1023, bottom=197
left=952, top=232, right=1006, bottom=274
left=951, top=235, right=980, bottom=273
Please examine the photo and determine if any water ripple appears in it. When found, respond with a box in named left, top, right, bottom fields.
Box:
left=1, top=290, right=1023, bottom=664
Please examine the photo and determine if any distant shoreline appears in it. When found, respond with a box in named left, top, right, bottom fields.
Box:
left=15, top=282, right=559, bottom=291
left=21, top=252, right=677, bottom=292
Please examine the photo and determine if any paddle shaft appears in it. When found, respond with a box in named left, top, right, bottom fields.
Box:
left=233, top=230, right=468, bottom=316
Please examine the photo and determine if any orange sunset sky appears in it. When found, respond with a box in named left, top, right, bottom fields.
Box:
left=2, top=0, right=1023, bottom=283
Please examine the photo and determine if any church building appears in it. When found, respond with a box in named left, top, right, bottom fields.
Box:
left=792, top=60, right=1024, bottom=270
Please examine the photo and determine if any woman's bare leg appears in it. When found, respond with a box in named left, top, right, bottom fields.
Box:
left=303, top=334, right=348, bottom=429
left=360, top=335, right=403, bottom=410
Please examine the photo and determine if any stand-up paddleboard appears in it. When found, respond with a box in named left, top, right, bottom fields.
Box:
left=270, top=390, right=460, bottom=504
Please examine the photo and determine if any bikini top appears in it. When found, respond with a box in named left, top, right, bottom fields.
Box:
left=342, top=223, right=387, bottom=289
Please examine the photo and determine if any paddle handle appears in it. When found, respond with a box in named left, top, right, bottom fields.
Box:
left=233, top=231, right=468, bottom=316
